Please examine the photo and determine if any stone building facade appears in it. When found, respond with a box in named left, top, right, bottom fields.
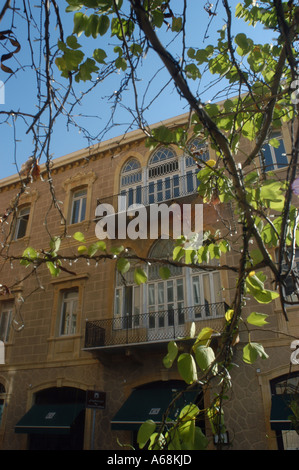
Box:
left=0, top=112, right=298, bottom=450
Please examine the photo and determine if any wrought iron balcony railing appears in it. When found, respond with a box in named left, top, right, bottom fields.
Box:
left=96, top=172, right=199, bottom=214
left=84, top=302, right=227, bottom=350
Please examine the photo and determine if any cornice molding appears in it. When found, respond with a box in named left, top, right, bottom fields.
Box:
left=0, top=113, right=190, bottom=191
left=62, top=170, right=97, bottom=192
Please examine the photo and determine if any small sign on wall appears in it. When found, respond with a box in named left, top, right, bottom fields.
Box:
left=86, top=390, right=106, bottom=409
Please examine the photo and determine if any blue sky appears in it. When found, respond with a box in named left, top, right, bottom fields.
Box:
left=0, top=1, right=278, bottom=180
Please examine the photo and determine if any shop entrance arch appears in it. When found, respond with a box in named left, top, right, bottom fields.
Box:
left=16, top=386, right=86, bottom=450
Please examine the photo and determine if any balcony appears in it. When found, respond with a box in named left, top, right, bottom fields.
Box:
left=96, top=172, right=200, bottom=214
left=84, top=302, right=227, bottom=351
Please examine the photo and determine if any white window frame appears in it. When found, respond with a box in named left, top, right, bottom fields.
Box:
left=261, top=132, right=287, bottom=171
left=114, top=267, right=142, bottom=329
left=147, top=276, right=185, bottom=330
left=71, top=189, right=87, bottom=224
left=14, top=206, right=30, bottom=240
left=147, top=146, right=181, bottom=204
left=59, top=290, right=78, bottom=336
left=184, top=137, right=209, bottom=194
left=191, top=270, right=222, bottom=319
left=119, top=159, right=143, bottom=211
left=0, top=303, right=13, bottom=342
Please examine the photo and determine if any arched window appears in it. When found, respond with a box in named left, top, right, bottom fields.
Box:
left=184, top=137, right=209, bottom=194
left=147, top=239, right=185, bottom=333
left=186, top=137, right=209, bottom=167
left=120, top=158, right=142, bottom=210
left=147, top=147, right=180, bottom=203
left=148, top=239, right=182, bottom=280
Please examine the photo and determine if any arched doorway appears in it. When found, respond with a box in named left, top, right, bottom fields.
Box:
left=17, top=387, right=86, bottom=450
left=270, top=372, right=299, bottom=450
left=111, top=379, right=204, bottom=449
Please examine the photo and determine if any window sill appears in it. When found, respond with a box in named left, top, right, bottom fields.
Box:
left=47, top=333, right=82, bottom=342
left=60, top=219, right=91, bottom=233
left=10, top=235, right=30, bottom=244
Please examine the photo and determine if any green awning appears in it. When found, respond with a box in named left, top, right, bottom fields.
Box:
left=15, top=403, right=85, bottom=435
left=270, top=395, right=295, bottom=431
left=111, top=385, right=199, bottom=431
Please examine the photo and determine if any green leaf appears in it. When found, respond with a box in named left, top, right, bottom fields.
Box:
left=246, top=312, right=269, bottom=326
left=73, top=12, right=87, bottom=36
left=152, top=10, right=164, bottom=28
left=187, top=48, right=196, bottom=59
left=193, top=327, right=214, bottom=349
left=172, top=17, right=182, bottom=32
left=218, top=239, right=229, bottom=253
left=166, top=428, right=182, bottom=450
left=73, top=232, right=85, bottom=242
left=46, top=261, right=61, bottom=277
left=260, top=181, right=283, bottom=201
left=85, top=14, right=99, bottom=38
left=75, top=58, right=99, bottom=82
left=159, top=266, right=171, bottom=280
left=225, top=309, right=234, bottom=322
left=117, top=257, right=130, bottom=275
left=173, top=245, right=184, bottom=261
left=243, top=342, right=269, bottom=364
left=87, top=241, right=106, bottom=256
left=20, top=247, right=38, bottom=266
left=151, top=125, right=173, bottom=143
left=95, top=240, right=106, bottom=251
left=193, top=426, right=209, bottom=450
left=55, top=48, right=85, bottom=74
left=177, top=419, right=195, bottom=449
left=177, top=353, right=198, bottom=384
left=78, top=245, right=87, bottom=253
left=97, top=15, right=110, bottom=36
left=111, top=17, right=134, bottom=39
left=58, top=40, right=67, bottom=52
left=195, top=345, right=217, bottom=374
left=254, top=289, right=279, bottom=303
left=148, top=432, right=165, bottom=450
left=88, top=243, right=99, bottom=257
left=137, top=420, right=156, bottom=449
left=115, top=57, right=127, bottom=71
left=66, top=2, right=83, bottom=13
left=50, top=237, right=61, bottom=254
left=66, top=35, right=81, bottom=49
left=185, top=63, right=201, bottom=80
left=246, top=272, right=279, bottom=303
left=134, top=267, right=147, bottom=285
left=163, top=341, right=178, bottom=369
left=234, top=33, right=252, bottom=55
left=246, top=272, right=264, bottom=290
left=176, top=412, right=208, bottom=450
left=130, top=43, right=143, bottom=56
left=93, top=48, right=107, bottom=64
left=110, top=245, right=124, bottom=255
left=249, top=249, right=263, bottom=266
left=179, top=403, right=200, bottom=421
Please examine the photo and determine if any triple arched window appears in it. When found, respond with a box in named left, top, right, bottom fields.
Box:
left=114, top=239, right=223, bottom=335
left=119, top=138, right=209, bottom=210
